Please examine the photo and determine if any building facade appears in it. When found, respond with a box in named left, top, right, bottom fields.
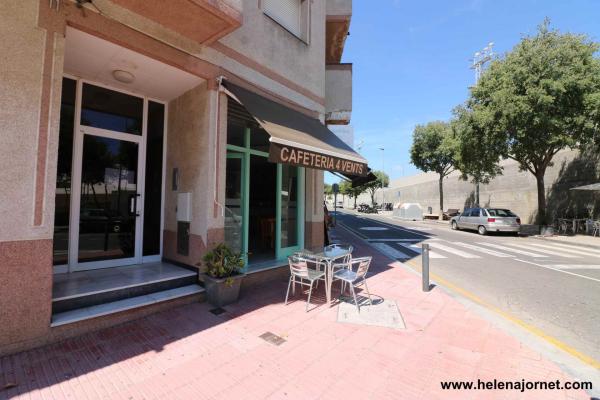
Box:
left=0, top=0, right=364, bottom=355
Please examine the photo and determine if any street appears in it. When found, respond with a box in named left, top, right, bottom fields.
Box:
left=334, top=210, right=600, bottom=369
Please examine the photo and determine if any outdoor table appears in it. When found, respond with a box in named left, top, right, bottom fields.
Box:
left=558, top=218, right=587, bottom=234
left=299, top=246, right=352, bottom=306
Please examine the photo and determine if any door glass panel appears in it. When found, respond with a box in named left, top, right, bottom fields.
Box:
left=80, top=83, right=143, bottom=135
left=53, top=77, right=76, bottom=265
left=280, top=164, right=298, bottom=248
left=143, top=101, right=164, bottom=256
left=78, top=135, right=139, bottom=262
left=225, top=154, right=243, bottom=254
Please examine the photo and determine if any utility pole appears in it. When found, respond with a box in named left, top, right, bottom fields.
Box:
left=470, top=42, right=494, bottom=207
left=379, top=147, right=385, bottom=209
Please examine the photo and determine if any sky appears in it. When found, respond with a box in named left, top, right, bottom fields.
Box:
left=326, top=0, right=600, bottom=184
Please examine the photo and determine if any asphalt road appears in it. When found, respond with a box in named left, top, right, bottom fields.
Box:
left=334, top=210, right=600, bottom=369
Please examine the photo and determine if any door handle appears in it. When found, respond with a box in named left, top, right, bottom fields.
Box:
left=129, top=194, right=141, bottom=217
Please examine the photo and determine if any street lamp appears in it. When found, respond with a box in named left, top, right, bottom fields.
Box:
left=379, top=147, right=385, bottom=209
left=469, top=41, right=494, bottom=206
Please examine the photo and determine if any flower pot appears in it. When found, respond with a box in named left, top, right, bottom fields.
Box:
left=202, top=273, right=245, bottom=307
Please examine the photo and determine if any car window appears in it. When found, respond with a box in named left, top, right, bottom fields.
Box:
left=461, top=209, right=470, bottom=216
left=487, top=209, right=516, bottom=217
left=470, top=208, right=480, bottom=217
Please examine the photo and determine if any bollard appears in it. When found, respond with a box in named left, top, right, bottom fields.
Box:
left=422, top=243, right=430, bottom=292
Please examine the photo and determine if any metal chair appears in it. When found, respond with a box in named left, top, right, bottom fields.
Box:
left=332, top=256, right=373, bottom=313
left=593, top=220, right=600, bottom=237
left=325, top=243, right=353, bottom=268
left=285, top=255, right=326, bottom=312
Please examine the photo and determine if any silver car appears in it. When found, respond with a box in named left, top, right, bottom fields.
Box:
left=450, top=207, right=521, bottom=235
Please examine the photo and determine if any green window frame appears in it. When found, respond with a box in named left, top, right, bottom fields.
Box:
left=226, top=127, right=305, bottom=271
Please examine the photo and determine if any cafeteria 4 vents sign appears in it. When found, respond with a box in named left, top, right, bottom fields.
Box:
left=269, top=143, right=368, bottom=177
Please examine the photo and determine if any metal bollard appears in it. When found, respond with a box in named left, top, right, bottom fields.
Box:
left=422, top=243, right=430, bottom=292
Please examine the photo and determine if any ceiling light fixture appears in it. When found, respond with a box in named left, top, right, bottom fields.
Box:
left=112, top=69, right=135, bottom=84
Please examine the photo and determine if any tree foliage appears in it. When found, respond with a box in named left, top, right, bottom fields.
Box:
left=361, top=170, right=389, bottom=207
left=464, top=20, right=600, bottom=224
left=410, top=121, right=458, bottom=217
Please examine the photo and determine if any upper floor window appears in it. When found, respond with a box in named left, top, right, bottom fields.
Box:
left=262, top=0, right=309, bottom=43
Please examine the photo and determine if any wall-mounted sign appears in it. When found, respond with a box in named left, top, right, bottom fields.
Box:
left=269, top=143, right=368, bottom=177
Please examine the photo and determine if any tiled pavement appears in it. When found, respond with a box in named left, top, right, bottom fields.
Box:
left=0, top=227, right=592, bottom=399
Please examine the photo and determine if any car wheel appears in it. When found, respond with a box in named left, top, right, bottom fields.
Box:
left=478, top=225, right=487, bottom=235
left=451, top=221, right=459, bottom=230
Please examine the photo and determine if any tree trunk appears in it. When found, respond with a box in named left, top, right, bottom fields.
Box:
left=535, top=171, right=547, bottom=226
left=353, top=196, right=357, bottom=209
left=438, top=175, right=444, bottom=221
left=370, top=190, right=376, bottom=207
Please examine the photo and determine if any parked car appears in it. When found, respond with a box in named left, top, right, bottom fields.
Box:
left=450, top=207, right=521, bottom=235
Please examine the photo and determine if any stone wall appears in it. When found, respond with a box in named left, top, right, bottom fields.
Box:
left=352, top=149, right=600, bottom=224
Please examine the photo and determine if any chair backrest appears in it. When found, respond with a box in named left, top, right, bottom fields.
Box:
left=349, top=256, right=372, bottom=279
left=288, top=256, right=309, bottom=278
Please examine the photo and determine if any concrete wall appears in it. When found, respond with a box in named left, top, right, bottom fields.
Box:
left=325, top=64, right=352, bottom=124
left=327, top=0, right=352, bottom=16
left=353, top=149, right=600, bottom=224
left=163, top=84, right=225, bottom=268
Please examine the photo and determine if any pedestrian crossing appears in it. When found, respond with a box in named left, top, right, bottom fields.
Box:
left=370, top=238, right=600, bottom=267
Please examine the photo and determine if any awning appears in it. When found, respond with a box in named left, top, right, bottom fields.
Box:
left=223, top=81, right=369, bottom=177
left=569, top=183, right=600, bottom=191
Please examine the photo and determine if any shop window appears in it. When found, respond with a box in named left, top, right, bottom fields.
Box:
left=263, top=0, right=310, bottom=43
left=53, top=77, right=77, bottom=265
left=80, top=83, right=143, bottom=135
left=143, top=101, right=165, bottom=256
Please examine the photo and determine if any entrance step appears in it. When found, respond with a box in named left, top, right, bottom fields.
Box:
left=51, top=284, right=204, bottom=327
left=52, top=262, right=197, bottom=313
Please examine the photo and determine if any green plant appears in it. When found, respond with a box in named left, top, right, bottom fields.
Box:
left=201, top=243, right=244, bottom=280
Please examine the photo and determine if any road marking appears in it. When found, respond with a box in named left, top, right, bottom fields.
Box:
left=476, top=242, right=548, bottom=258
left=397, top=243, right=446, bottom=259
left=550, top=265, right=600, bottom=270
left=541, top=242, right=600, bottom=256
left=526, top=243, right=600, bottom=258
left=371, top=242, right=410, bottom=260
left=508, top=243, right=581, bottom=258
left=404, top=258, right=600, bottom=371
left=426, top=242, right=481, bottom=258
left=360, top=227, right=389, bottom=231
left=366, top=238, right=422, bottom=242
left=452, top=242, right=512, bottom=257
left=513, top=259, right=600, bottom=283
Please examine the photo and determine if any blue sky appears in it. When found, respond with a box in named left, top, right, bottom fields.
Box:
left=326, top=0, right=600, bottom=184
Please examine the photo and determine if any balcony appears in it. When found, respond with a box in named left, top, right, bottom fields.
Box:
left=109, top=0, right=242, bottom=45
left=326, top=0, right=352, bottom=63
left=325, top=63, right=352, bottom=125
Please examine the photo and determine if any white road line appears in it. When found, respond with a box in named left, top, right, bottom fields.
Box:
left=371, top=242, right=410, bottom=260
left=507, top=243, right=581, bottom=258
left=397, top=243, right=446, bottom=259
left=514, top=259, right=600, bottom=283
left=452, top=242, right=513, bottom=257
left=366, top=238, right=422, bottom=242
left=526, top=242, right=600, bottom=258
left=531, top=243, right=600, bottom=257
left=551, top=265, right=600, bottom=270
left=540, top=242, right=600, bottom=255
left=426, top=242, right=481, bottom=258
left=476, top=242, right=548, bottom=258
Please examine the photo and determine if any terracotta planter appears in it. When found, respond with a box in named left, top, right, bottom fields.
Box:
left=202, top=273, right=245, bottom=307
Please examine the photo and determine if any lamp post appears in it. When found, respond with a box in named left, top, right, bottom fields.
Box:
left=470, top=42, right=494, bottom=206
left=379, top=147, right=385, bottom=209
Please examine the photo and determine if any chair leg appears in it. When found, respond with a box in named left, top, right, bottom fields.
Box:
left=292, top=276, right=296, bottom=295
left=363, top=279, right=373, bottom=306
left=350, top=284, right=359, bottom=313
left=306, top=280, right=314, bottom=312
left=285, top=276, right=293, bottom=305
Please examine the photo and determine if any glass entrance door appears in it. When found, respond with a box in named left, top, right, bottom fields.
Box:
left=276, top=164, right=305, bottom=258
left=77, top=134, right=141, bottom=265
left=225, top=152, right=248, bottom=261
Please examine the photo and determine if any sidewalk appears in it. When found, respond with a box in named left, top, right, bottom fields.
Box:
left=0, top=227, right=593, bottom=399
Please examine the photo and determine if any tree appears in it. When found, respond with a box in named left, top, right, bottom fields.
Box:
left=339, top=180, right=365, bottom=209
left=361, top=170, right=389, bottom=207
left=465, top=20, right=600, bottom=225
left=410, top=121, right=458, bottom=219
left=451, top=105, right=503, bottom=205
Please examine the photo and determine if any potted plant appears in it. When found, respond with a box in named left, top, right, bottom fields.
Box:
left=200, top=243, right=245, bottom=307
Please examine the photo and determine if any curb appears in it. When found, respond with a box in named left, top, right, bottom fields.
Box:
left=530, top=235, right=600, bottom=250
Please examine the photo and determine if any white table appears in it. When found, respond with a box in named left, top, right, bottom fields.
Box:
left=300, top=247, right=351, bottom=306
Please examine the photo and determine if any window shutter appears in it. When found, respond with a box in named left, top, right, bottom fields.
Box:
left=263, top=0, right=302, bottom=37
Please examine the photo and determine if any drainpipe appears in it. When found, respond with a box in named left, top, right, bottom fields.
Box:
left=214, top=75, right=226, bottom=217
